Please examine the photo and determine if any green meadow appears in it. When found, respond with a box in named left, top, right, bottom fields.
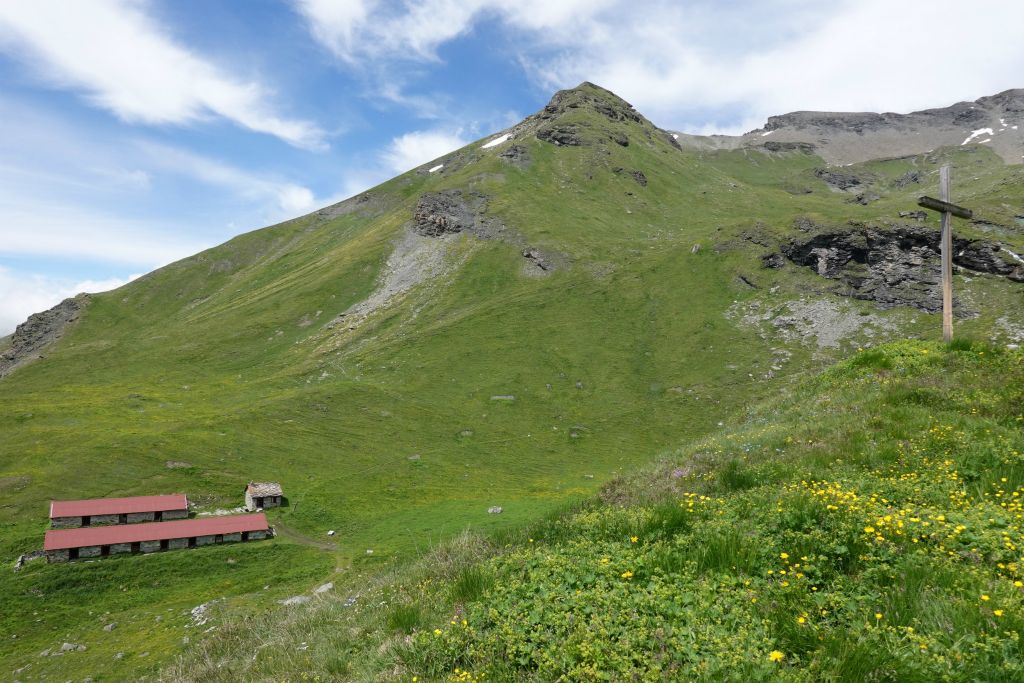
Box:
left=1, top=84, right=1022, bottom=679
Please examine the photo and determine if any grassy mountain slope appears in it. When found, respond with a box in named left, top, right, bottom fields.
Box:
left=1, top=83, right=1022, bottom=679
left=166, top=340, right=1024, bottom=682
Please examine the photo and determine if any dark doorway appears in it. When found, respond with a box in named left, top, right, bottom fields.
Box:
left=69, top=548, right=79, bottom=560
left=101, top=546, right=110, bottom=557
left=119, top=514, right=128, bottom=524
left=81, top=516, right=91, bottom=527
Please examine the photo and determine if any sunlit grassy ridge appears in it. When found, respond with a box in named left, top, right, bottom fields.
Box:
left=1, top=84, right=1022, bottom=679
left=163, top=341, right=1024, bottom=681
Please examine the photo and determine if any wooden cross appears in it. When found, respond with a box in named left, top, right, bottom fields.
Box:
left=917, top=165, right=973, bottom=343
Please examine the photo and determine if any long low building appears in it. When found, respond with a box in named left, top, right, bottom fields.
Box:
left=50, top=494, right=189, bottom=528
left=44, top=513, right=270, bottom=562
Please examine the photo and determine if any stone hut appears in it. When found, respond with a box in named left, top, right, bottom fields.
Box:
left=44, top=513, right=271, bottom=563
left=49, top=494, right=189, bottom=528
left=245, top=482, right=283, bottom=511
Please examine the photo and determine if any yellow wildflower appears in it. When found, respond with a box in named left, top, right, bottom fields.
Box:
left=769, top=650, right=785, bottom=662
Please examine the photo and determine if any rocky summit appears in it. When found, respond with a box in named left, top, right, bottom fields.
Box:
left=2, top=82, right=1023, bottom=681
left=673, top=88, right=1024, bottom=165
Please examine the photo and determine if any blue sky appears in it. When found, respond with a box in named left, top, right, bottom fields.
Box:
left=1, top=0, right=1022, bottom=334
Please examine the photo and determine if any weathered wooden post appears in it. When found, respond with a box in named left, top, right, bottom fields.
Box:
left=917, top=165, right=972, bottom=343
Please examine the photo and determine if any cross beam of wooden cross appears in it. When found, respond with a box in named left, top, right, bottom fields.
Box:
left=916, top=165, right=973, bottom=343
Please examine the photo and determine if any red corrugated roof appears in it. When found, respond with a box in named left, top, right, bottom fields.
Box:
left=43, top=513, right=269, bottom=551
left=49, top=494, right=188, bottom=519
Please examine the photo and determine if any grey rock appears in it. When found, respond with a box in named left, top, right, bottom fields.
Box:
left=898, top=211, right=927, bottom=221
left=782, top=225, right=1024, bottom=311
left=536, top=124, right=582, bottom=146
left=522, top=248, right=552, bottom=272
left=1, top=295, right=88, bottom=377
left=609, top=131, right=629, bottom=147
left=412, top=190, right=479, bottom=237
left=848, top=192, right=881, bottom=205
left=313, top=582, right=333, bottom=594
left=894, top=170, right=923, bottom=188
left=498, top=144, right=530, bottom=167
left=487, top=506, right=503, bottom=514
left=814, top=168, right=863, bottom=191
left=761, top=141, right=816, bottom=154
left=280, top=595, right=310, bottom=606
left=103, top=623, right=116, bottom=632
left=762, top=253, right=787, bottom=269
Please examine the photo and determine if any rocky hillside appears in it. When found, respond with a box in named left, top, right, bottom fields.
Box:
left=674, top=89, right=1024, bottom=165
left=1, top=83, right=1023, bottom=681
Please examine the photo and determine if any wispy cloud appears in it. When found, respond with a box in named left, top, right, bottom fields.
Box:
left=0, top=0, right=326, bottom=149
left=136, top=142, right=320, bottom=215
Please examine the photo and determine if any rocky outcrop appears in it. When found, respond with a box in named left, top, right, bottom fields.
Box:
left=536, top=124, right=582, bottom=147
left=814, top=168, right=863, bottom=191
left=1, top=295, right=88, bottom=377
left=613, top=167, right=647, bottom=186
left=540, top=81, right=644, bottom=124
left=894, top=170, right=922, bottom=188
left=412, top=190, right=505, bottom=238
left=498, top=144, right=530, bottom=167
left=781, top=226, right=1024, bottom=312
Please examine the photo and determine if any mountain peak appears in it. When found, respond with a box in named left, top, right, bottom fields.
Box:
left=540, top=81, right=646, bottom=126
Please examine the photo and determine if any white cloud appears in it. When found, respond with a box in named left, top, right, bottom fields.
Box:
left=136, top=142, right=320, bottom=216
left=297, top=0, right=1024, bottom=133
left=0, top=199, right=207, bottom=267
left=0, top=0, right=326, bottom=149
left=0, top=266, right=140, bottom=336
left=381, top=129, right=469, bottom=174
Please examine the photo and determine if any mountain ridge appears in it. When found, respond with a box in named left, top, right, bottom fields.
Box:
left=673, top=87, right=1024, bottom=165
left=1, top=81, right=1023, bottom=680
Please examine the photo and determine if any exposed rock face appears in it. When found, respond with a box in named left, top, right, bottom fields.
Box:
left=540, top=81, right=644, bottom=124
left=498, top=144, right=530, bottom=167
left=413, top=190, right=488, bottom=237
left=522, top=248, right=552, bottom=272
left=814, top=168, right=863, bottom=191
left=612, top=167, right=647, bottom=186
left=782, top=226, right=1024, bottom=311
left=1, top=296, right=87, bottom=377
left=670, top=88, right=1024, bottom=165
left=894, top=170, right=923, bottom=188
left=536, top=124, right=582, bottom=146
left=762, top=141, right=816, bottom=154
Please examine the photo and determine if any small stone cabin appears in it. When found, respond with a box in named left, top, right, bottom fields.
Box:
left=44, top=513, right=271, bottom=563
left=49, top=494, right=189, bottom=529
left=245, top=482, right=283, bottom=510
